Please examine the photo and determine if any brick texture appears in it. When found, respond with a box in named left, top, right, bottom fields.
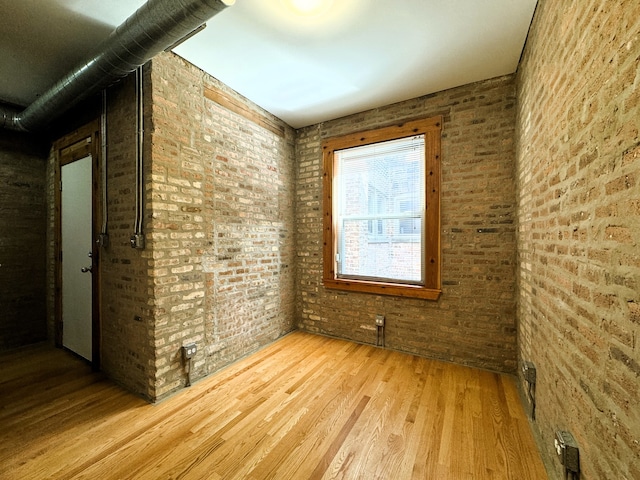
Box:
left=99, top=73, right=155, bottom=399
left=296, top=75, right=519, bottom=373
left=0, top=131, right=47, bottom=350
left=516, top=0, right=640, bottom=478
left=43, top=75, right=157, bottom=398
left=40, top=54, right=296, bottom=402
left=148, top=53, right=296, bottom=400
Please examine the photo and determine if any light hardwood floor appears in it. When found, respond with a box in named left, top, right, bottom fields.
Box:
left=0, top=332, right=548, bottom=479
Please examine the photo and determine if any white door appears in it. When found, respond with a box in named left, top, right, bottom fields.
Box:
left=61, top=156, right=93, bottom=360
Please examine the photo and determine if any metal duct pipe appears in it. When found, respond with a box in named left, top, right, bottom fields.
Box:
left=0, top=0, right=234, bottom=132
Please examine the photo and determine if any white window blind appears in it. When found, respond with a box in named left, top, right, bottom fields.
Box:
left=334, top=135, right=425, bottom=285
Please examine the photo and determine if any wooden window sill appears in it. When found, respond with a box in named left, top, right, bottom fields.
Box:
left=322, top=278, right=441, bottom=300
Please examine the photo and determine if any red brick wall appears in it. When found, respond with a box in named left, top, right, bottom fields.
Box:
left=0, top=131, right=47, bottom=349
left=296, top=75, right=519, bottom=373
left=516, top=1, right=640, bottom=478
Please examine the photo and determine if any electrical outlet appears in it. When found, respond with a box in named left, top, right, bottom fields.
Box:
left=97, top=233, right=109, bottom=248
left=522, top=361, right=536, bottom=384
left=130, top=233, right=145, bottom=249
left=182, top=343, right=197, bottom=360
left=555, top=430, right=580, bottom=473
left=375, top=314, right=385, bottom=327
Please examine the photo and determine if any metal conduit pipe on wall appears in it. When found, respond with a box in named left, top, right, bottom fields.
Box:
left=131, top=66, right=146, bottom=250
left=97, top=90, right=109, bottom=248
left=0, top=0, right=235, bottom=132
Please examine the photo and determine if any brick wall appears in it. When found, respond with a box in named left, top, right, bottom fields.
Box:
left=0, top=130, right=47, bottom=349
left=39, top=80, right=152, bottom=397
left=516, top=0, right=640, bottom=478
left=39, top=53, right=295, bottom=401
left=45, top=146, right=55, bottom=347
left=148, top=53, right=296, bottom=400
left=296, top=75, right=519, bottom=373
left=99, top=73, right=155, bottom=399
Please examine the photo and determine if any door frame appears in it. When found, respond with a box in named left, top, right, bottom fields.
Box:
left=53, top=120, right=102, bottom=369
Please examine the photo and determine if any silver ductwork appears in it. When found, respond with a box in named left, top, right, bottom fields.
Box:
left=0, top=0, right=234, bottom=132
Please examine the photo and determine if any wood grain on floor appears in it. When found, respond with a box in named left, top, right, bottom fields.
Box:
left=0, top=331, right=547, bottom=479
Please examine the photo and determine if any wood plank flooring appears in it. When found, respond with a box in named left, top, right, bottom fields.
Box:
left=0, top=332, right=548, bottom=479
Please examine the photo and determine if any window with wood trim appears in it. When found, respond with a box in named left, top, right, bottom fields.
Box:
left=322, top=116, right=442, bottom=300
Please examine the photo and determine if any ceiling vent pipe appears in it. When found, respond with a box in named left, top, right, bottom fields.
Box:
left=0, top=0, right=234, bottom=132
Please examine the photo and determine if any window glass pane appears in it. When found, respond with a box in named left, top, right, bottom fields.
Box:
left=334, top=135, right=425, bottom=284
left=338, top=218, right=423, bottom=283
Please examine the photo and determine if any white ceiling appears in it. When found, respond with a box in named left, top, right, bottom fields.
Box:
left=0, top=0, right=537, bottom=129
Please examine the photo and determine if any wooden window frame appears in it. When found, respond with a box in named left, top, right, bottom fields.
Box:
left=322, top=116, right=442, bottom=300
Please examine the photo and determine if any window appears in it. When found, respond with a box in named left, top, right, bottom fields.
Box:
left=322, top=116, right=442, bottom=299
left=335, top=135, right=424, bottom=284
left=367, top=186, right=385, bottom=237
